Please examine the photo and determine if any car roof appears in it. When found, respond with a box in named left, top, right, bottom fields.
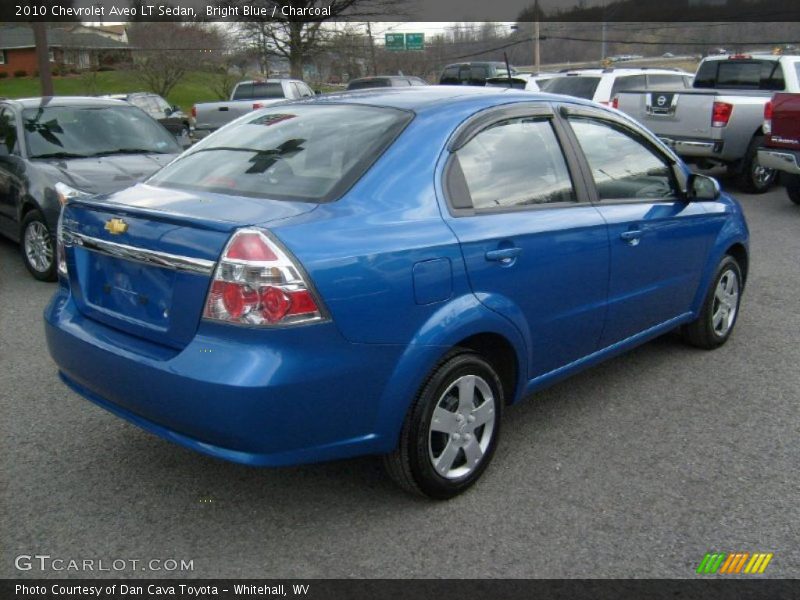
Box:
left=2, top=96, right=131, bottom=108
left=559, top=68, right=689, bottom=76
left=300, top=85, right=590, bottom=114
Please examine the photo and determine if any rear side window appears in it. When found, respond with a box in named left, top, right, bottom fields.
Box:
left=610, top=75, right=646, bottom=96
left=694, top=60, right=785, bottom=90
left=541, top=77, right=601, bottom=100
left=148, top=105, right=413, bottom=203
left=647, top=74, right=690, bottom=88
left=232, top=82, right=285, bottom=100
left=440, top=67, right=460, bottom=84
left=451, top=118, right=576, bottom=210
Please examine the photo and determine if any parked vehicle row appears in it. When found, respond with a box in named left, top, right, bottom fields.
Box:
left=615, top=54, right=800, bottom=193
left=43, top=87, right=749, bottom=499
left=105, top=92, right=191, bottom=146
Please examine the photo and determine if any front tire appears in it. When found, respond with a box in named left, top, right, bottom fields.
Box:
left=21, top=209, right=56, bottom=282
left=683, top=255, right=743, bottom=350
left=383, top=351, right=503, bottom=499
left=735, top=135, right=776, bottom=194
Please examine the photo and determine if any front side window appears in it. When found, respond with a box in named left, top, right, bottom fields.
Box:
left=149, top=104, right=413, bottom=203
left=22, top=105, right=181, bottom=158
left=568, top=117, right=679, bottom=201
left=0, top=108, right=18, bottom=154
left=452, top=118, right=576, bottom=210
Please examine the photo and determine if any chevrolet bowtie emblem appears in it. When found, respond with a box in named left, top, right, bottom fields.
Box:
left=104, top=218, right=128, bottom=235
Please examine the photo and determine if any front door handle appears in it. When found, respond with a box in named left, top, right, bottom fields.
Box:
left=485, top=247, right=522, bottom=262
left=620, top=230, right=644, bottom=245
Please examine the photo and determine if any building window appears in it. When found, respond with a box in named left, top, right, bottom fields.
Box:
left=0, top=50, right=6, bottom=65
left=48, top=50, right=55, bottom=63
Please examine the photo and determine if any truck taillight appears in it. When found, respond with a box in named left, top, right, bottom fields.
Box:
left=763, top=100, right=773, bottom=135
left=611, top=96, right=619, bottom=109
left=191, top=105, right=197, bottom=118
left=203, top=228, right=326, bottom=327
left=711, top=101, right=733, bottom=127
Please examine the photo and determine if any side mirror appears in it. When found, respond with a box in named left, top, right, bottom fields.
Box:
left=687, top=173, right=721, bottom=201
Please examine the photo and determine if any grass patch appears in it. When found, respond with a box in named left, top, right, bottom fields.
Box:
left=0, top=70, right=232, bottom=113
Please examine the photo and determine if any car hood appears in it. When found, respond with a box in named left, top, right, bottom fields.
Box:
left=35, top=153, right=179, bottom=195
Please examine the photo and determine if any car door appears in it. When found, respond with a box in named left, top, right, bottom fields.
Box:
left=441, top=104, right=610, bottom=379
left=561, top=105, right=718, bottom=346
left=0, top=105, right=23, bottom=238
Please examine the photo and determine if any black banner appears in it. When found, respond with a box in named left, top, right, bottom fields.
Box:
left=2, top=0, right=800, bottom=23
left=2, top=579, right=799, bottom=600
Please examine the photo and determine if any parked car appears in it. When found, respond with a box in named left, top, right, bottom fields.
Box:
left=439, top=62, right=517, bottom=86
left=105, top=92, right=191, bottom=145
left=346, top=76, right=427, bottom=90
left=615, top=54, right=800, bottom=193
left=0, top=97, right=181, bottom=281
left=757, top=92, right=800, bottom=204
left=45, top=87, right=749, bottom=499
left=191, top=79, right=315, bottom=140
left=540, top=67, right=693, bottom=106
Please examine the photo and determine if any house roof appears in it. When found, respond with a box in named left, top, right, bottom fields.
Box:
left=0, top=25, right=129, bottom=50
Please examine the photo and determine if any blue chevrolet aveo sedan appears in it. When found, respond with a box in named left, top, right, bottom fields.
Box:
left=45, top=87, right=749, bottom=499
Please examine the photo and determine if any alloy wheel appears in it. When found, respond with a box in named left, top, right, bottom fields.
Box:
left=24, top=220, right=53, bottom=273
left=712, top=269, right=739, bottom=336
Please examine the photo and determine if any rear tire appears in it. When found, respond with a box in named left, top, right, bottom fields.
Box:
left=786, top=174, right=800, bottom=205
left=21, top=209, right=56, bottom=282
left=735, top=135, right=776, bottom=194
left=683, top=255, right=742, bottom=350
left=383, top=350, right=503, bottom=500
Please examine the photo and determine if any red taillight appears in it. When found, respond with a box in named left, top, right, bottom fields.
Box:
left=763, top=100, right=773, bottom=136
left=191, top=105, right=196, bottom=118
left=712, top=101, right=733, bottom=127
left=203, top=228, right=325, bottom=327
left=611, top=96, right=619, bottom=109
left=253, top=102, right=264, bottom=110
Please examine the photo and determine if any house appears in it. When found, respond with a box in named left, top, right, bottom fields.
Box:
left=0, top=25, right=130, bottom=76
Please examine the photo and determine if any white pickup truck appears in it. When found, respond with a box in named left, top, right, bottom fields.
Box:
left=615, top=54, right=800, bottom=193
left=191, top=79, right=316, bottom=140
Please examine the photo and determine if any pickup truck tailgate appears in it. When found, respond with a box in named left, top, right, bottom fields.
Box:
left=617, top=89, right=717, bottom=139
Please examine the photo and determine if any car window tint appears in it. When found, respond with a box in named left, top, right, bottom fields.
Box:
left=610, top=75, right=646, bottom=96
left=695, top=60, right=785, bottom=90
left=0, top=108, right=18, bottom=153
left=455, top=118, right=576, bottom=209
left=232, top=82, right=284, bottom=100
left=468, top=66, right=488, bottom=84
left=540, top=77, right=601, bottom=100
left=441, top=67, right=460, bottom=84
left=647, top=74, right=689, bottom=88
left=569, top=117, right=679, bottom=201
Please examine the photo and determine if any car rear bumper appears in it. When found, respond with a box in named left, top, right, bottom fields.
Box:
left=659, top=136, right=724, bottom=159
left=757, top=148, right=800, bottom=175
left=44, top=288, right=403, bottom=466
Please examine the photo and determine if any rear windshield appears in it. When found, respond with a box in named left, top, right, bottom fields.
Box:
left=347, top=79, right=391, bottom=90
left=148, top=105, right=413, bottom=202
left=540, top=76, right=601, bottom=100
left=694, top=60, right=785, bottom=90
left=232, top=82, right=285, bottom=100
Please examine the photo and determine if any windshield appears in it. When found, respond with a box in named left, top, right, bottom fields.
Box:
left=148, top=104, right=413, bottom=202
left=540, top=76, right=601, bottom=100
left=23, top=105, right=181, bottom=159
left=232, top=82, right=285, bottom=100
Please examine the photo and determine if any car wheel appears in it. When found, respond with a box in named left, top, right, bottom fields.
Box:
left=735, top=135, right=776, bottom=194
left=786, top=174, right=800, bottom=205
left=21, top=209, right=56, bottom=282
left=383, top=350, right=503, bottom=499
left=682, top=255, right=743, bottom=350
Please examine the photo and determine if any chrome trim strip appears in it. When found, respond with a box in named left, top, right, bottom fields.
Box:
left=757, top=149, right=800, bottom=175
left=62, top=231, right=216, bottom=276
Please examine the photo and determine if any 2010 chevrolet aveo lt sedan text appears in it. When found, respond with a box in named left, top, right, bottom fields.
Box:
left=45, top=87, right=749, bottom=499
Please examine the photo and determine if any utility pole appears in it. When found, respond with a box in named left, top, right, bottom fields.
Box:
left=534, top=0, right=541, bottom=73
left=32, top=23, right=53, bottom=96
left=366, top=22, right=377, bottom=76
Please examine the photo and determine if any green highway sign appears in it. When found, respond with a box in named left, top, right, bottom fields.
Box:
left=385, top=33, right=405, bottom=51
left=405, top=33, right=424, bottom=51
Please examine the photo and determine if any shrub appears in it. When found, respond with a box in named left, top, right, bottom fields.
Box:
left=97, top=65, right=115, bottom=72
left=13, top=70, right=27, bottom=78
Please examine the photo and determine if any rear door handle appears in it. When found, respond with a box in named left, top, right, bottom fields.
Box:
left=485, top=247, right=522, bottom=262
left=620, top=230, right=644, bottom=245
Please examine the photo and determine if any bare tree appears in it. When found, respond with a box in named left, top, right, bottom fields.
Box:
left=227, top=0, right=402, bottom=79
left=128, top=22, right=224, bottom=97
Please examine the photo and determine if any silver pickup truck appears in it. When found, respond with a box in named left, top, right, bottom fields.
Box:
left=616, top=54, right=800, bottom=193
left=191, top=79, right=315, bottom=140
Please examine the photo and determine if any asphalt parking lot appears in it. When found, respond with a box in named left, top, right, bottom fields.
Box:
left=1, top=183, right=798, bottom=579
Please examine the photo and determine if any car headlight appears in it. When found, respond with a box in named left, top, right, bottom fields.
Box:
left=54, top=182, right=89, bottom=206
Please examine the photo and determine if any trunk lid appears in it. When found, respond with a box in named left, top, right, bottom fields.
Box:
left=62, top=183, right=316, bottom=349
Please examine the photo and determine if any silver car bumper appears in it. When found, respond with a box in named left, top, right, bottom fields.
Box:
left=659, top=137, right=722, bottom=158
left=757, top=149, right=800, bottom=175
